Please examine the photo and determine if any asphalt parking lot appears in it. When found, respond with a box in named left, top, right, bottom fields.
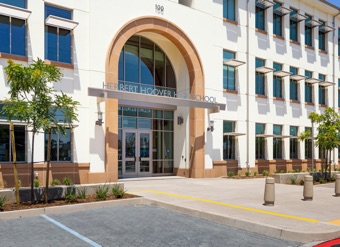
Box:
left=0, top=205, right=301, bottom=247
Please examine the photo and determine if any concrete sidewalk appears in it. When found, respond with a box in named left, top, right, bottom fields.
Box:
left=121, top=176, right=340, bottom=244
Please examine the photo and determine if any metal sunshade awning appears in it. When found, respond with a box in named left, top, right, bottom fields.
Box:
left=255, top=134, right=274, bottom=138
left=0, top=3, right=31, bottom=20
left=224, top=132, right=246, bottom=136
left=223, top=59, right=246, bottom=67
left=305, top=78, right=321, bottom=84
left=256, top=66, right=275, bottom=74
left=306, top=19, right=322, bottom=28
left=319, top=25, right=335, bottom=33
left=319, top=81, right=335, bottom=87
left=290, top=13, right=307, bottom=22
left=273, top=71, right=292, bottom=77
left=290, top=74, right=307, bottom=81
left=274, top=6, right=292, bottom=16
left=256, top=0, right=275, bottom=9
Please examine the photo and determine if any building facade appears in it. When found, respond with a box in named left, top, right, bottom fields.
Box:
left=0, top=0, right=340, bottom=186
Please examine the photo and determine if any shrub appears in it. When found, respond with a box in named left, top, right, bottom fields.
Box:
left=253, top=171, right=257, bottom=177
left=77, top=187, right=87, bottom=199
left=33, top=179, right=40, bottom=187
left=111, top=184, right=127, bottom=198
left=62, top=177, right=73, bottom=186
left=51, top=179, right=61, bottom=186
left=331, top=175, right=336, bottom=182
left=95, top=185, right=110, bottom=201
left=300, top=180, right=304, bottom=185
left=280, top=170, right=285, bottom=174
left=262, top=170, right=269, bottom=176
left=0, top=195, right=7, bottom=211
left=227, top=171, right=234, bottom=178
left=245, top=171, right=251, bottom=177
left=65, top=187, right=77, bottom=202
left=319, top=178, right=326, bottom=184
left=290, top=177, right=296, bottom=185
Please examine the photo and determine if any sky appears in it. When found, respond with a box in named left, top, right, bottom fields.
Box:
left=327, top=0, right=340, bottom=7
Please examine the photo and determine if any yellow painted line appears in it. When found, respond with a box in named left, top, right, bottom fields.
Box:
left=131, top=189, right=319, bottom=223
left=328, top=219, right=340, bottom=225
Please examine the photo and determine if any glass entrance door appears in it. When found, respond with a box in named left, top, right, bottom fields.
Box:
left=123, top=130, right=152, bottom=177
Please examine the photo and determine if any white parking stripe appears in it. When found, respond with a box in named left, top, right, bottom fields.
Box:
left=41, top=215, right=101, bottom=247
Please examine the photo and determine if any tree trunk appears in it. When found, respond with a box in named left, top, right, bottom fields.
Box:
left=328, top=149, right=332, bottom=181
left=44, top=128, right=51, bottom=203
left=10, top=122, right=20, bottom=205
left=31, top=131, right=35, bottom=203
left=321, top=148, right=325, bottom=180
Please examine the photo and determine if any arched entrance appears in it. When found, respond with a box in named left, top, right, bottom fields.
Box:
left=105, top=16, right=205, bottom=181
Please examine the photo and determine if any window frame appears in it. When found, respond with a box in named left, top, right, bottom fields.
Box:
left=318, top=20, right=326, bottom=51
left=318, top=74, right=326, bottom=105
left=223, top=0, right=236, bottom=22
left=273, top=125, right=283, bottom=159
left=256, top=6, right=266, bottom=31
left=223, top=121, right=236, bottom=160
left=289, top=126, right=298, bottom=159
left=255, top=58, right=266, bottom=95
left=0, top=124, right=26, bottom=162
left=289, top=8, right=298, bottom=42
left=305, top=14, right=313, bottom=47
left=273, top=1, right=283, bottom=37
left=304, top=127, right=312, bottom=159
left=44, top=128, right=72, bottom=162
left=255, top=123, right=265, bottom=160
left=223, top=50, right=236, bottom=91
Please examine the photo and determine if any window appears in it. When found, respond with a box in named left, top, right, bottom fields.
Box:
left=45, top=128, right=71, bottom=162
left=273, top=2, right=282, bottom=36
left=119, top=35, right=176, bottom=96
left=0, top=0, right=26, bottom=8
left=318, top=74, right=326, bottom=105
left=256, top=58, right=265, bottom=95
left=290, top=9, right=298, bottom=41
left=45, top=5, right=72, bottom=63
left=338, top=79, right=340, bottom=108
left=305, top=15, right=313, bottom=47
left=305, top=127, right=312, bottom=159
left=319, top=20, right=326, bottom=51
left=290, top=67, right=298, bottom=100
left=273, top=63, right=283, bottom=98
left=338, top=28, right=340, bottom=56
left=256, top=123, right=265, bottom=159
left=0, top=0, right=26, bottom=56
left=223, top=50, right=236, bottom=90
left=0, top=124, right=25, bottom=162
left=256, top=6, right=265, bottom=31
left=273, top=125, right=282, bottom=159
left=290, top=126, right=298, bottom=159
left=305, top=70, right=313, bottom=103
left=223, top=121, right=235, bottom=160
left=223, top=0, right=235, bottom=21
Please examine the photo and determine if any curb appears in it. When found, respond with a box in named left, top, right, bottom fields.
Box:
left=0, top=197, right=144, bottom=220
left=142, top=198, right=340, bottom=244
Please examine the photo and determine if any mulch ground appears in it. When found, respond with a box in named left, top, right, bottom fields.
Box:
left=2, top=193, right=136, bottom=212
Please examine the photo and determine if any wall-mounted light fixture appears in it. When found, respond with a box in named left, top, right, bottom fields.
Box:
left=95, top=111, right=103, bottom=126
left=207, top=120, right=214, bottom=132
left=177, top=116, right=184, bottom=125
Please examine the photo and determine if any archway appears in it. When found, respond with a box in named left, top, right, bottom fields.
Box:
left=105, top=16, right=205, bottom=181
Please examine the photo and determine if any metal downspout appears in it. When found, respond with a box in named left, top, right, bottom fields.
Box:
left=246, top=0, right=250, bottom=172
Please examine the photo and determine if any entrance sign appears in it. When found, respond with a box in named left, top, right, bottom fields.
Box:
left=102, top=82, right=223, bottom=107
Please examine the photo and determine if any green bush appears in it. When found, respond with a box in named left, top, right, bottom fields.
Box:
left=245, top=171, right=251, bottom=177
left=280, top=170, right=285, bottom=173
left=65, top=187, right=77, bottom=202
left=300, top=180, right=304, bottom=185
left=95, top=185, right=110, bottom=201
left=111, top=184, right=127, bottom=198
left=227, top=171, right=234, bottom=178
left=290, top=177, right=296, bottom=185
left=77, top=187, right=87, bottom=199
left=51, top=179, right=61, bottom=186
left=319, top=178, right=326, bottom=184
left=33, top=179, right=40, bottom=187
left=262, top=170, right=269, bottom=176
left=331, top=175, right=336, bottom=182
left=0, top=195, right=7, bottom=211
left=253, top=171, right=257, bottom=177
left=62, top=177, right=73, bottom=186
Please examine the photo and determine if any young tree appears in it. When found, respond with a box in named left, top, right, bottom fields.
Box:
left=2, top=59, right=79, bottom=203
left=300, top=108, right=340, bottom=180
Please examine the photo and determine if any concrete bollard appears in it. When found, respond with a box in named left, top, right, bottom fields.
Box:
left=335, top=174, right=340, bottom=197
left=263, top=177, right=275, bottom=206
left=303, top=175, right=313, bottom=201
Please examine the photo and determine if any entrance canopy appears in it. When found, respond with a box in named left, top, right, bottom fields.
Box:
left=88, top=87, right=226, bottom=111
